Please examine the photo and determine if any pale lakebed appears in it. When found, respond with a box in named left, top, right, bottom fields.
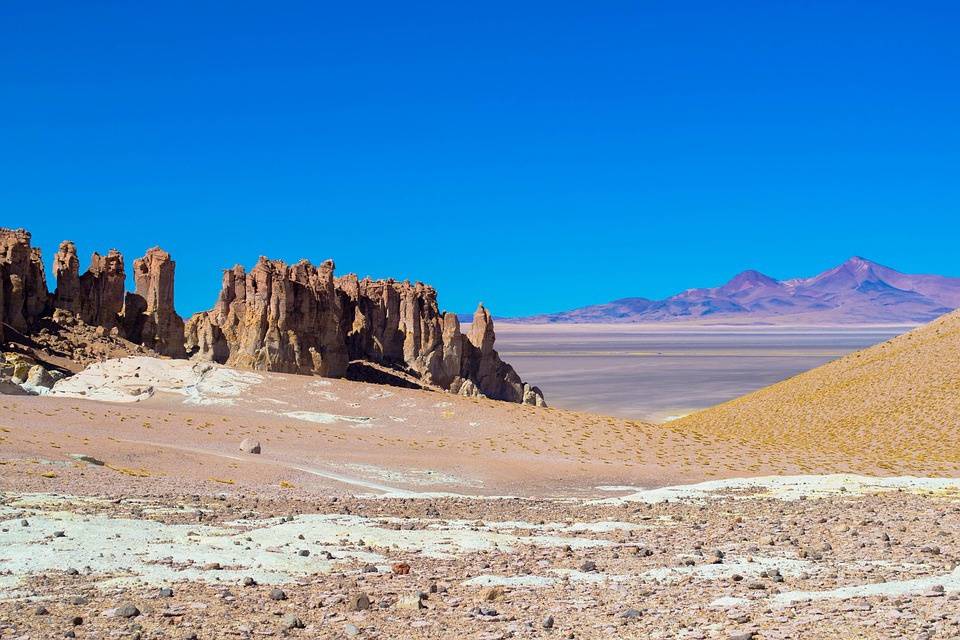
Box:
left=494, top=324, right=909, bottom=422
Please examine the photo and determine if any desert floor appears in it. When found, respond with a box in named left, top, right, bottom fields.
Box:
left=1, top=357, right=959, bottom=638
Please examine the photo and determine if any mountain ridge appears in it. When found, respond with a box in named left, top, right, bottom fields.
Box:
left=506, top=257, right=960, bottom=325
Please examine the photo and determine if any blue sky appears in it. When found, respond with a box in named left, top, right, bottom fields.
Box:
left=2, top=2, right=958, bottom=316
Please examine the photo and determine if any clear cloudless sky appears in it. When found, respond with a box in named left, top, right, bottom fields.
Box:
left=2, top=1, right=958, bottom=316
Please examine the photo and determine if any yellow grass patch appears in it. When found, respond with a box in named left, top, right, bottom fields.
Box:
left=106, top=465, right=152, bottom=478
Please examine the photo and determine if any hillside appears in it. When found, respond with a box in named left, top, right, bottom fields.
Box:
left=675, top=309, right=960, bottom=473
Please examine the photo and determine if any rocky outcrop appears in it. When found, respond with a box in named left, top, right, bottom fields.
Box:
left=185, top=257, right=348, bottom=377
left=124, top=248, right=186, bottom=358
left=1, top=228, right=187, bottom=367
left=2, top=226, right=544, bottom=406
left=189, top=260, right=544, bottom=406
left=460, top=304, right=546, bottom=406
left=52, top=241, right=127, bottom=331
left=78, top=250, right=126, bottom=330
left=337, top=276, right=458, bottom=389
left=52, top=241, right=82, bottom=314
left=1, top=228, right=49, bottom=339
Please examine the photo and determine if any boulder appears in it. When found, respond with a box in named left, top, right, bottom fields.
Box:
left=1, top=227, right=546, bottom=406
left=25, top=364, right=54, bottom=389
left=239, top=439, right=261, bottom=454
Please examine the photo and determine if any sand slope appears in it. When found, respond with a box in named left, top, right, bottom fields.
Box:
left=3, top=357, right=798, bottom=498
left=676, top=309, right=960, bottom=474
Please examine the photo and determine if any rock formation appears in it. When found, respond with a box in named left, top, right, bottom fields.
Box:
left=78, top=250, right=126, bottom=330
left=1, top=228, right=49, bottom=339
left=52, top=241, right=82, bottom=314
left=1, top=226, right=544, bottom=406
left=124, top=248, right=186, bottom=358
left=460, top=304, right=546, bottom=405
left=189, top=260, right=545, bottom=405
left=185, top=257, right=348, bottom=377
left=336, top=276, right=458, bottom=389
left=1, top=227, right=186, bottom=366
left=52, top=240, right=128, bottom=331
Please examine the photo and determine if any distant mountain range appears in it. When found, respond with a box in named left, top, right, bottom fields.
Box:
left=505, top=257, right=960, bottom=325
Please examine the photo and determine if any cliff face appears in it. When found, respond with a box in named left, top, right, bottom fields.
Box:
left=2, top=227, right=544, bottom=406
left=185, top=258, right=348, bottom=377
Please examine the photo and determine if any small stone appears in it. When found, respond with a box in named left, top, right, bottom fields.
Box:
left=298, top=549, right=310, bottom=557
left=347, top=592, right=371, bottom=611
left=239, top=438, right=261, bottom=454
left=281, top=613, right=305, bottom=629
left=362, top=563, right=378, bottom=573
left=392, top=562, right=411, bottom=575
left=396, top=593, right=426, bottom=610
left=70, top=616, right=83, bottom=626
left=115, top=603, right=140, bottom=618
left=159, top=587, right=174, bottom=597
left=482, top=586, right=504, bottom=602
left=580, top=560, right=597, bottom=572
left=620, top=608, right=641, bottom=619
left=242, top=576, right=257, bottom=587
left=344, top=624, right=360, bottom=637
left=269, top=588, right=287, bottom=601
left=543, top=615, right=555, bottom=629
left=35, top=605, right=49, bottom=615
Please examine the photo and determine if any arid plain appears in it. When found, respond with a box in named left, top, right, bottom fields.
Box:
left=4, top=312, right=960, bottom=638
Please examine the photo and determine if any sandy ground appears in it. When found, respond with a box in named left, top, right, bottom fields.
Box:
left=676, top=309, right=960, bottom=475
left=0, top=357, right=800, bottom=500
left=2, top=356, right=960, bottom=638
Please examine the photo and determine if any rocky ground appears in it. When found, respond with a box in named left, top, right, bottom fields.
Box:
left=1, top=485, right=959, bottom=639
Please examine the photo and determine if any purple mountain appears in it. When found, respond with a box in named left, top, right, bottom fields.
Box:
left=510, top=257, right=960, bottom=325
